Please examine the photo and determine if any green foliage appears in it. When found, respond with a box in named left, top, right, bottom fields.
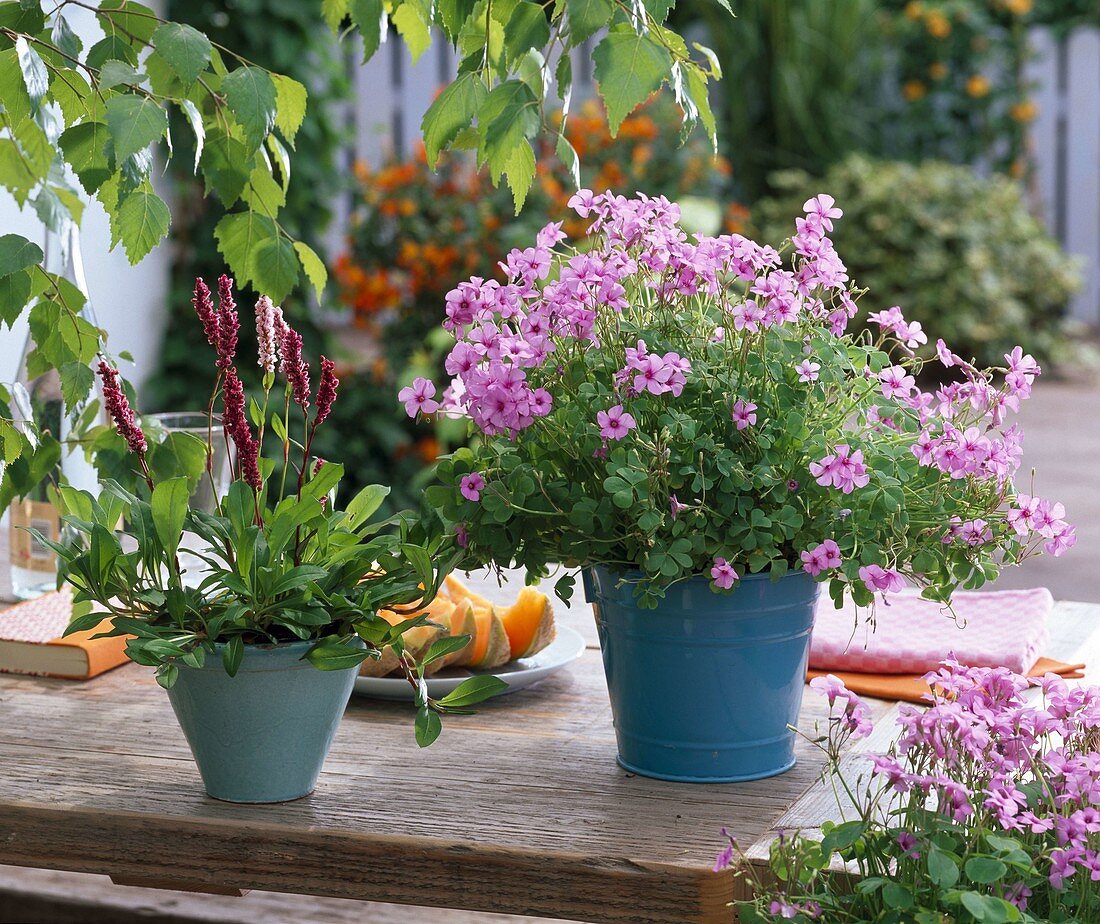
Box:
left=752, top=155, right=1082, bottom=369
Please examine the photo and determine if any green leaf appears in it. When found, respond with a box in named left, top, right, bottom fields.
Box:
left=345, top=483, right=389, bottom=530
left=927, top=848, right=960, bottom=888
left=97, top=60, right=144, bottom=89
left=151, top=22, right=211, bottom=86
left=0, top=269, right=31, bottom=327
left=155, top=662, right=178, bottom=689
left=200, top=129, right=250, bottom=206
left=0, top=233, right=43, bottom=277
left=965, top=856, right=1008, bottom=885
left=223, top=635, right=244, bottom=677
left=565, top=0, right=613, bottom=43
left=349, top=0, right=384, bottom=62
left=50, top=14, right=83, bottom=61
left=293, top=241, right=327, bottom=298
left=14, top=37, right=47, bottom=110
left=414, top=704, right=442, bottom=747
left=881, top=881, right=913, bottom=911
left=272, top=73, right=307, bottom=145
left=392, top=2, right=431, bottom=62
left=251, top=235, right=299, bottom=303
left=214, top=209, right=277, bottom=289
left=306, top=638, right=370, bottom=671
left=110, top=185, right=170, bottom=263
left=424, top=634, right=471, bottom=664
left=421, top=71, right=487, bottom=167
left=178, top=99, right=204, bottom=173
left=555, top=132, right=580, bottom=187
left=477, top=79, right=538, bottom=177
left=504, top=138, right=535, bottom=211
left=438, top=0, right=476, bottom=39
left=152, top=476, right=189, bottom=562
left=59, top=120, right=112, bottom=193
left=104, top=94, right=168, bottom=163
left=504, top=2, right=550, bottom=65
left=59, top=362, right=94, bottom=412
left=0, top=138, right=37, bottom=205
left=322, top=0, right=349, bottom=31
left=592, top=27, right=672, bottom=135
left=222, top=65, right=277, bottom=152
left=437, top=674, right=509, bottom=707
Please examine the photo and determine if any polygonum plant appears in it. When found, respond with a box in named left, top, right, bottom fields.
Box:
left=725, top=665, right=1100, bottom=922
left=45, top=276, right=501, bottom=746
left=410, top=191, right=1072, bottom=607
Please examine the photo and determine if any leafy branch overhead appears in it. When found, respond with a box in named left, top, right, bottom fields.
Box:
left=354, top=0, right=728, bottom=210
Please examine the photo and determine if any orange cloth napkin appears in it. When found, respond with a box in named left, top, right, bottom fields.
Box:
left=807, top=657, right=1086, bottom=704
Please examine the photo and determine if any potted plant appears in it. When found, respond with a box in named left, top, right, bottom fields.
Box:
left=45, top=276, right=502, bottom=803
left=410, top=191, right=1073, bottom=783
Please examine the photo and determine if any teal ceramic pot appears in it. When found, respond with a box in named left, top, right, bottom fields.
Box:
left=583, top=567, right=819, bottom=783
left=165, top=639, right=361, bottom=803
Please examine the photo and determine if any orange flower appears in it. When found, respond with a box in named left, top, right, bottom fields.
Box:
left=925, top=11, right=951, bottom=38
left=1004, top=0, right=1032, bottom=15
left=415, top=436, right=441, bottom=464
left=903, top=80, right=928, bottom=101
left=966, top=74, right=991, bottom=98
left=904, top=1, right=924, bottom=19
left=1010, top=99, right=1037, bottom=122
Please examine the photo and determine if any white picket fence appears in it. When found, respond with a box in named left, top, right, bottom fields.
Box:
left=345, top=27, right=1100, bottom=326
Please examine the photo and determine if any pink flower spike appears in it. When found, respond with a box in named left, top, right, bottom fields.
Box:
left=314, top=356, right=339, bottom=426
left=192, top=277, right=219, bottom=350
left=215, top=274, right=239, bottom=371
left=460, top=472, right=485, bottom=502
left=97, top=361, right=147, bottom=455
left=731, top=399, right=757, bottom=430
left=398, top=377, right=439, bottom=418
left=279, top=322, right=311, bottom=409
left=596, top=404, right=636, bottom=441
left=254, top=295, right=279, bottom=376
left=710, top=557, right=739, bottom=590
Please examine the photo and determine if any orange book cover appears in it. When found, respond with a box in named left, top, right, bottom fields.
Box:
left=0, top=588, right=129, bottom=680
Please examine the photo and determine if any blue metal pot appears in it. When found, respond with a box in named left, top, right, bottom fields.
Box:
left=584, top=566, right=819, bottom=783
left=165, top=639, right=361, bottom=803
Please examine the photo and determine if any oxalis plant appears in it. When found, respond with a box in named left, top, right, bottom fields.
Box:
left=723, top=665, right=1100, bottom=922
left=43, top=276, right=503, bottom=747
left=0, top=0, right=723, bottom=512
left=410, top=191, right=1073, bottom=608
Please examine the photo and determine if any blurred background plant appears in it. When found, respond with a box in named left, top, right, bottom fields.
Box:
left=752, top=155, right=1082, bottom=368
left=322, top=97, right=734, bottom=504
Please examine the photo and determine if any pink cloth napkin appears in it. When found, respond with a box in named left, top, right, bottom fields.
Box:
left=810, top=587, right=1054, bottom=675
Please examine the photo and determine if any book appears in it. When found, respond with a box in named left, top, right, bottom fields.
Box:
left=0, top=588, right=129, bottom=680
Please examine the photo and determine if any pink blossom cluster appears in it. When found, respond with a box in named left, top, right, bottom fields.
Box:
left=808, top=444, right=869, bottom=494
left=851, top=661, right=1100, bottom=901
left=809, top=672, right=873, bottom=738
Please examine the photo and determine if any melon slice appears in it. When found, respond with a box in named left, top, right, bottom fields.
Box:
left=500, top=586, right=556, bottom=659
left=442, top=574, right=494, bottom=611
left=450, top=605, right=511, bottom=669
left=436, top=598, right=477, bottom=669
left=359, top=603, right=448, bottom=677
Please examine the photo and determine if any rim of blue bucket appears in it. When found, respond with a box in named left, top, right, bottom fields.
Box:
left=584, top=564, right=815, bottom=583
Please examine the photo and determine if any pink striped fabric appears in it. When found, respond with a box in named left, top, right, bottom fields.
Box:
left=810, top=587, right=1054, bottom=675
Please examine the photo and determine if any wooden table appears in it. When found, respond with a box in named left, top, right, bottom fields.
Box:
left=1, top=570, right=1098, bottom=924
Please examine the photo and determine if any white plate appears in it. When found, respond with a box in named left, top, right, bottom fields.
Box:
left=352, top=625, right=587, bottom=702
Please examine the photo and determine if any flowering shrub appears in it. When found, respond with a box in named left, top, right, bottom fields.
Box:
left=726, top=663, right=1100, bottom=922
left=411, top=191, right=1072, bottom=607
left=50, top=276, right=500, bottom=745
left=753, top=156, right=1081, bottom=369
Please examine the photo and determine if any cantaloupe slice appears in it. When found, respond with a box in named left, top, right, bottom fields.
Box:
left=436, top=598, right=477, bottom=669
left=500, top=586, right=556, bottom=659
left=442, top=574, right=494, bottom=611
left=450, top=605, right=511, bottom=669
left=359, top=603, right=448, bottom=677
